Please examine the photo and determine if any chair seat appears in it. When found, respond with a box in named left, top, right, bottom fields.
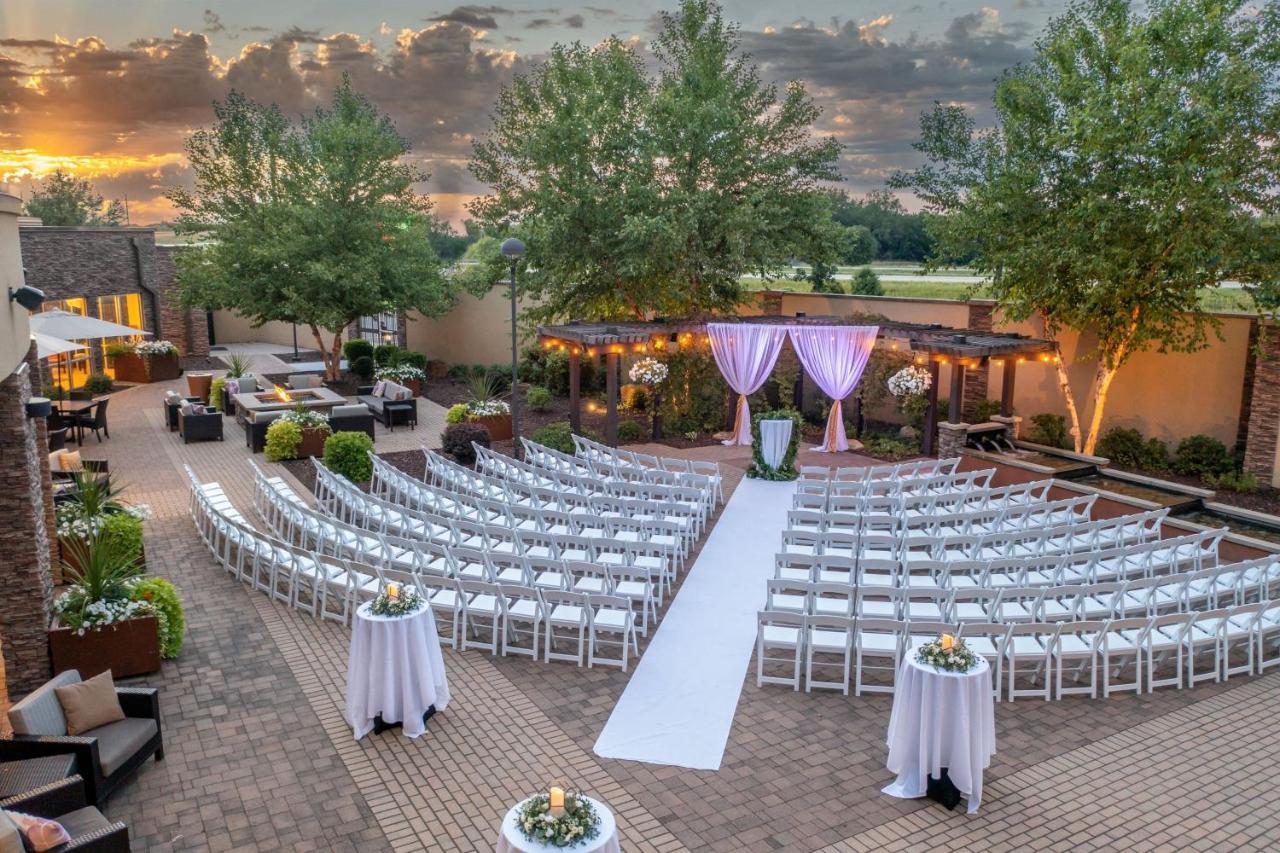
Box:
left=1009, top=636, right=1047, bottom=654
left=429, top=590, right=461, bottom=609
left=770, top=593, right=807, bottom=612
left=86, top=716, right=159, bottom=776
left=507, top=599, right=540, bottom=620
left=58, top=806, right=112, bottom=840
left=573, top=579, right=607, bottom=594
left=593, top=608, right=633, bottom=630
left=1056, top=634, right=1098, bottom=655
left=762, top=625, right=800, bottom=646
left=857, top=632, right=898, bottom=653
left=964, top=637, right=1001, bottom=656
left=809, top=628, right=849, bottom=651
left=467, top=594, right=501, bottom=615
left=549, top=604, right=584, bottom=625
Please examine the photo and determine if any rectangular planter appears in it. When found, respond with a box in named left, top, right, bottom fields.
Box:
left=295, top=427, right=331, bottom=459
left=49, top=615, right=161, bottom=679
left=470, top=413, right=512, bottom=441
left=109, top=352, right=180, bottom=384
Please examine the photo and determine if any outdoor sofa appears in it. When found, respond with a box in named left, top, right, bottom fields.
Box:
left=0, top=774, right=130, bottom=851
left=357, top=381, right=417, bottom=430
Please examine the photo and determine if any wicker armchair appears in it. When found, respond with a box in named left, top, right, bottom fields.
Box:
left=0, top=775, right=129, bottom=851
left=1, top=671, right=163, bottom=806
left=178, top=407, right=224, bottom=443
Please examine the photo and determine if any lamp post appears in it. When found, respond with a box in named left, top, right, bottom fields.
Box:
left=501, top=238, right=526, bottom=458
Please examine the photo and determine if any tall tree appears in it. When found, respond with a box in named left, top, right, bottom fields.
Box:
left=469, top=0, right=840, bottom=322
left=170, top=79, right=449, bottom=380
left=827, top=189, right=934, bottom=261
left=25, top=170, right=125, bottom=226
left=893, top=0, right=1280, bottom=454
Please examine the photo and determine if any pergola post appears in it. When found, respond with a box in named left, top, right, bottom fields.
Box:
left=605, top=350, right=619, bottom=447
left=568, top=348, right=581, bottom=433
left=1000, top=358, right=1017, bottom=417
left=948, top=362, right=966, bottom=423
left=922, top=360, right=941, bottom=456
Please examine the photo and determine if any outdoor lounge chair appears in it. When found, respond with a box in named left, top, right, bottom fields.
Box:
left=163, top=391, right=202, bottom=431
left=357, top=381, right=417, bottom=430
left=328, top=403, right=376, bottom=441
left=0, top=774, right=130, bottom=851
left=286, top=373, right=324, bottom=390
left=244, top=410, right=285, bottom=453
left=1, top=671, right=163, bottom=806
left=178, top=405, right=224, bottom=443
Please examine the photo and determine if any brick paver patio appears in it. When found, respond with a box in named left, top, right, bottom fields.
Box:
left=67, top=377, right=1280, bottom=851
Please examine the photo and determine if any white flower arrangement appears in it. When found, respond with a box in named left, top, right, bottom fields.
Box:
left=282, top=407, right=332, bottom=431
left=56, top=502, right=151, bottom=540
left=628, top=357, right=668, bottom=386
left=134, top=340, right=179, bottom=357
left=468, top=399, right=510, bottom=417
left=53, top=588, right=154, bottom=636
left=515, top=789, right=600, bottom=848
left=888, top=364, right=932, bottom=398
left=916, top=634, right=979, bottom=673
left=376, top=364, right=426, bottom=383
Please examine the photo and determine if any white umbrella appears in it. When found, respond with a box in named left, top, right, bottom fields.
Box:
left=29, top=309, right=152, bottom=341
left=33, top=332, right=89, bottom=359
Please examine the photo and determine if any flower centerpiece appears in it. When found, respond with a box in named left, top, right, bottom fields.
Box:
left=628, top=357, right=668, bottom=387
left=888, top=364, right=933, bottom=427
left=515, top=786, right=601, bottom=848
left=368, top=581, right=423, bottom=617
left=915, top=633, right=980, bottom=673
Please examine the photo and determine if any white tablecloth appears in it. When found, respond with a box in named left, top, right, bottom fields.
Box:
left=345, top=602, right=450, bottom=739
left=883, top=647, right=995, bottom=813
left=494, top=796, right=621, bottom=853
left=759, top=419, right=793, bottom=469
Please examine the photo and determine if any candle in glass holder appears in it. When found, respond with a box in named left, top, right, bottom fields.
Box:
left=387, top=583, right=399, bottom=601
left=548, top=786, right=565, bottom=818
left=940, top=633, right=955, bottom=651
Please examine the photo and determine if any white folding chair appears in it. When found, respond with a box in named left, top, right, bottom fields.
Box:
left=805, top=614, right=854, bottom=694
left=756, top=611, right=805, bottom=690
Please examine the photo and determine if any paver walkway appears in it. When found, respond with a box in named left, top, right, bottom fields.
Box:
left=66, top=376, right=1280, bottom=851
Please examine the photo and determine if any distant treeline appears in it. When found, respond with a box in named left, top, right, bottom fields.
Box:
left=826, top=189, right=936, bottom=264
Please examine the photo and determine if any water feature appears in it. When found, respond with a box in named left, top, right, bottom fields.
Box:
left=1070, top=473, right=1202, bottom=510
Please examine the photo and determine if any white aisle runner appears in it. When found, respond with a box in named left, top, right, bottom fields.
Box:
left=593, top=477, right=797, bottom=770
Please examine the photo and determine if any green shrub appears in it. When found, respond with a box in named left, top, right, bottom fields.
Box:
left=518, top=345, right=547, bottom=385
left=486, top=367, right=513, bottom=394
left=862, top=433, right=920, bottom=460
left=374, top=344, right=400, bottom=366
left=530, top=421, right=575, bottom=453
left=526, top=385, right=552, bottom=412
left=542, top=349, right=599, bottom=396
left=1172, top=434, right=1233, bottom=478
left=1028, top=413, right=1071, bottom=449
left=84, top=373, right=113, bottom=394
left=343, top=339, right=374, bottom=363
left=210, top=376, right=226, bottom=408
left=324, top=431, right=375, bottom=483
left=447, top=363, right=470, bottom=381
left=1205, top=469, right=1260, bottom=493
left=350, top=355, right=375, bottom=381
left=42, top=384, right=68, bottom=401
left=620, top=383, right=650, bottom=412
left=398, top=351, right=427, bottom=371
left=469, top=364, right=488, bottom=379
left=446, top=403, right=470, bottom=424
left=849, top=267, right=884, bottom=296
left=1097, top=427, right=1168, bottom=471
left=264, top=419, right=303, bottom=461
left=617, top=420, right=645, bottom=442
left=972, top=399, right=1004, bottom=422
left=442, top=422, right=490, bottom=464
left=131, top=577, right=185, bottom=659
left=100, top=513, right=144, bottom=564
left=104, top=341, right=135, bottom=358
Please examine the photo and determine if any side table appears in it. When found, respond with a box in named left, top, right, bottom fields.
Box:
left=0, top=755, right=77, bottom=800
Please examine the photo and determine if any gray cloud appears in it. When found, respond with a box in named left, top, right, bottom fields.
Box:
left=202, top=10, right=227, bottom=36
left=563, top=14, right=585, bottom=28
left=429, top=7, right=505, bottom=29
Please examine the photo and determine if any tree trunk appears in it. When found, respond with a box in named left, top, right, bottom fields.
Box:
left=308, top=324, right=343, bottom=382
left=1051, top=351, right=1084, bottom=453
left=1083, top=361, right=1121, bottom=456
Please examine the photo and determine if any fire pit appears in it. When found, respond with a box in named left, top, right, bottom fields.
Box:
left=233, top=384, right=348, bottom=416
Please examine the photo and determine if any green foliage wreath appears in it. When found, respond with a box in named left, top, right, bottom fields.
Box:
left=747, top=408, right=803, bottom=480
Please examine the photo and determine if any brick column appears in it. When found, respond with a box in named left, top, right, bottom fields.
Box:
left=0, top=341, right=55, bottom=694
left=962, top=302, right=994, bottom=420
left=1243, top=323, right=1280, bottom=484
left=937, top=421, right=970, bottom=459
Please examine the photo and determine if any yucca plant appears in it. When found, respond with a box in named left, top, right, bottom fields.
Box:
left=225, top=352, right=248, bottom=378
left=466, top=369, right=508, bottom=405
left=60, top=470, right=127, bottom=519
left=54, top=533, right=146, bottom=631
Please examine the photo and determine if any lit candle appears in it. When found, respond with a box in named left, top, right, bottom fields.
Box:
left=548, top=786, right=565, bottom=818
left=940, top=633, right=955, bottom=652
left=387, top=583, right=399, bottom=601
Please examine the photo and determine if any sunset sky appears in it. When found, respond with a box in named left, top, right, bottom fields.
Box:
left=0, top=1, right=1063, bottom=226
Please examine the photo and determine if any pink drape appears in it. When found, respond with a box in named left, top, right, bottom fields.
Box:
left=788, top=325, right=879, bottom=452
left=707, top=323, right=788, bottom=446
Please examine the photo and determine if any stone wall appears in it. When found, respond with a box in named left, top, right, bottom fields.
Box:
left=155, top=245, right=209, bottom=356
left=1243, top=324, right=1280, bottom=484
left=962, top=302, right=994, bottom=420
left=0, top=341, right=54, bottom=695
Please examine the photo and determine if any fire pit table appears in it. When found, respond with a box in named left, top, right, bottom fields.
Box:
left=233, top=385, right=348, bottom=419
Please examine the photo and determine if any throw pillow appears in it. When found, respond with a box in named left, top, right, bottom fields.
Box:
left=47, top=450, right=66, bottom=472
left=59, top=451, right=83, bottom=472
left=372, top=380, right=387, bottom=397
left=53, top=670, right=125, bottom=736
left=224, top=378, right=239, bottom=394
left=191, top=403, right=206, bottom=415
left=2, top=812, right=71, bottom=852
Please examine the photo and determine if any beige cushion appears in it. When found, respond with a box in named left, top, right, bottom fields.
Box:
left=288, top=374, right=322, bottom=389
left=59, top=450, right=83, bottom=472
left=54, top=670, right=125, bottom=736
left=0, top=812, right=23, bottom=853
left=330, top=404, right=370, bottom=419
left=237, top=375, right=259, bottom=393
left=8, top=670, right=80, bottom=736
left=48, top=449, right=67, bottom=471
left=85, top=716, right=158, bottom=776
left=251, top=410, right=285, bottom=425
left=384, top=381, right=412, bottom=401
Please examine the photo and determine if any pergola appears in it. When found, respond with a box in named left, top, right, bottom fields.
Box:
left=536, top=316, right=1057, bottom=451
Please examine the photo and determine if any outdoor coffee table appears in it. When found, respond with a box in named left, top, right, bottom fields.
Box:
left=383, top=400, right=417, bottom=431
left=0, top=755, right=77, bottom=799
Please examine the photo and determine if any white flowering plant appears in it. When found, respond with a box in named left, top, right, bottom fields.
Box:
left=887, top=364, right=932, bottom=398
left=467, top=399, right=511, bottom=417
left=376, top=364, right=426, bottom=383
left=53, top=533, right=150, bottom=635
left=282, top=404, right=332, bottom=432
left=628, top=357, right=668, bottom=386
left=515, top=789, right=601, bottom=848
left=133, top=340, right=179, bottom=357
left=915, top=635, right=980, bottom=673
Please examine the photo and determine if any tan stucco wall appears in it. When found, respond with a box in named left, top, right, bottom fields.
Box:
left=405, top=287, right=531, bottom=367
left=211, top=311, right=301, bottom=349
left=0, top=193, right=30, bottom=380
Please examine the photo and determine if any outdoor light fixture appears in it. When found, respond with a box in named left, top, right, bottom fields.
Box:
left=501, top=238, right=526, bottom=458
left=9, top=285, right=45, bottom=312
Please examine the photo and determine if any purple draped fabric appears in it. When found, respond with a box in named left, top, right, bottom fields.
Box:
left=788, top=325, right=879, bottom=452
left=707, top=323, right=789, bottom=446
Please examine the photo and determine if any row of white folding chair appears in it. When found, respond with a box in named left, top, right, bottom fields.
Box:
left=795, top=468, right=995, bottom=500
left=797, top=457, right=960, bottom=485
left=522, top=438, right=718, bottom=501
left=395, top=571, right=641, bottom=670
left=790, top=478, right=1053, bottom=516
left=371, top=453, right=699, bottom=551
left=187, top=472, right=380, bottom=624
left=316, top=460, right=681, bottom=575
left=474, top=444, right=712, bottom=524
left=786, top=494, right=1096, bottom=539
left=755, top=603, right=1280, bottom=699
left=571, top=433, right=724, bottom=504
left=767, top=560, right=1280, bottom=625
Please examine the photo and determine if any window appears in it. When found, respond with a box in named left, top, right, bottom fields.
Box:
left=40, top=294, right=145, bottom=390
left=41, top=298, right=91, bottom=391
left=357, top=311, right=400, bottom=346
left=96, top=294, right=145, bottom=380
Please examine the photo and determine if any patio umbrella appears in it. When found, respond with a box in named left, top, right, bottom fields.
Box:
left=33, top=332, right=89, bottom=359
left=29, top=309, right=151, bottom=392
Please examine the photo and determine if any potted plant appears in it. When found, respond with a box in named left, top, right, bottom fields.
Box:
left=464, top=371, right=513, bottom=440
left=265, top=404, right=332, bottom=459
left=108, top=340, right=181, bottom=383
left=628, top=357, right=669, bottom=439
left=48, top=534, right=162, bottom=678
left=375, top=363, right=427, bottom=398
left=55, top=472, right=151, bottom=583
